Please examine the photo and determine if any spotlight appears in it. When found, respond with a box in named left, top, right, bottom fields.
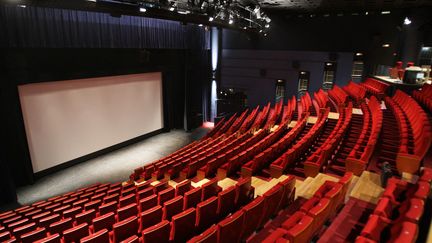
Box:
left=17, top=4, right=26, bottom=8
left=199, top=24, right=203, bottom=27
left=265, top=17, right=271, bottom=23
left=259, top=30, right=263, bottom=33
left=264, top=33, right=267, bottom=36
left=365, top=12, right=369, bottom=15
left=382, top=43, right=390, bottom=48
left=381, top=11, right=391, bottom=15
left=253, top=6, right=260, bottom=14
left=86, top=0, right=97, bottom=2
left=243, top=27, right=247, bottom=30
left=209, top=17, right=214, bottom=22
left=356, top=52, right=363, bottom=56
left=139, top=7, right=147, bottom=13
left=265, top=24, right=269, bottom=28
left=422, top=47, right=431, bottom=51
left=403, top=17, right=411, bottom=25
left=169, top=7, right=175, bottom=11
left=229, top=19, right=234, bottom=24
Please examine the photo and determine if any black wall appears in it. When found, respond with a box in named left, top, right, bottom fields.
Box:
left=0, top=48, right=210, bottom=195
left=223, top=8, right=432, bottom=76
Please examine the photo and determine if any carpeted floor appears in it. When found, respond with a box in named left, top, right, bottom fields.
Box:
left=15, top=128, right=208, bottom=206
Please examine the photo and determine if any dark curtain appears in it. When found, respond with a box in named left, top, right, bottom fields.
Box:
left=0, top=5, right=210, bottom=49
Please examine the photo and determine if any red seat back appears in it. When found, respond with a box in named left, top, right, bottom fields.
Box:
left=170, top=208, right=196, bottom=242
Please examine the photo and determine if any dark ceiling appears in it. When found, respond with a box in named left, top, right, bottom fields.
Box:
left=259, top=0, right=432, bottom=11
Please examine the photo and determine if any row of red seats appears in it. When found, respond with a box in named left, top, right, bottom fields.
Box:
left=360, top=78, right=389, bottom=98
left=179, top=132, right=254, bottom=179
left=149, top=135, right=228, bottom=180
left=250, top=102, right=271, bottom=131
left=0, top=176, right=253, bottom=242
left=212, top=112, right=239, bottom=138
left=239, top=106, right=260, bottom=133
left=281, top=96, right=297, bottom=125
left=327, top=85, right=348, bottom=107
left=264, top=100, right=284, bottom=129
left=189, top=176, right=296, bottom=243
left=299, top=92, right=313, bottom=115
left=270, top=110, right=329, bottom=178
left=195, top=131, right=270, bottom=180
left=263, top=172, right=353, bottom=243
left=346, top=96, right=383, bottom=175
left=355, top=172, right=431, bottom=242
left=304, top=102, right=353, bottom=177
left=413, top=83, right=432, bottom=113
left=241, top=114, right=309, bottom=177
left=313, top=89, right=329, bottom=110
left=342, top=81, right=367, bottom=103
left=217, top=120, right=291, bottom=179
left=392, top=90, right=431, bottom=174
left=226, top=109, right=251, bottom=136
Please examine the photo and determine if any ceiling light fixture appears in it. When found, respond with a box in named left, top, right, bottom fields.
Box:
left=356, top=52, right=363, bottom=56
left=381, top=11, right=391, bottom=15
left=209, top=16, right=214, bottom=22
left=403, top=17, right=411, bottom=25
left=382, top=44, right=390, bottom=48
left=139, top=7, right=147, bottom=13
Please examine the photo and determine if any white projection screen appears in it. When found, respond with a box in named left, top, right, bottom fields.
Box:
left=19, top=72, right=164, bottom=173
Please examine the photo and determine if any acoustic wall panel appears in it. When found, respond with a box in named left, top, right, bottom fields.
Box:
left=19, top=72, right=163, bottom=173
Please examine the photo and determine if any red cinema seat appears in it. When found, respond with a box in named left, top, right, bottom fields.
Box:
left=139, top=206, right=162, bottom=231
left=162, top=196, right=183, bottom=220
left=170, top=208, right=196, bottom=242
left=187, top=225, right=217, bottom=243
left=217, top=210, right=244, bottom=243
left=120, top=235, right=140, bottom=243
left=119, top=194, right=136, bottom=208
left=76, top=209, right=96, bottom=225
left=103, top=193, right=119, bottom=204
left=34, top=233, right=61, bottom=243
left=12, top=222, right=36, bottom=239
left=281, top=211, right=314, bottom=243
left=112, top=216, right=139, bottom=243
left=138, top=195, right=158, bottom=213
left=39, top=214, right=61, bottom=229
left=262, top=184, right=284, bottom=221
left=278, top=176, right=296, bottom=209
left=236, top=177, right=255, bottom=207
left=142, top=220, right=170, bottom=243
left=217, top=186, right=236, bottom=218
left=153, top=181, right=168, bottom=193
left=388, top=221, right=419, bottom=242
left=137, top=187, right=155, bottom=200
left=121, top=187, right=136, bottom=197
left=241, top=196, right=265, bottom=241
left=49, top=218, right=73, bottom=236
left=117, top=203, right=138, bottom=222
left=80, top=229, right=109, bottom=243
left=360, top=215, right=390, bottom=241
left=62, top=207, right=83, bottom=219
left=20, top=227, right=46, bottom=243
left=175, top=180, right=192, bottom=197
left=196, top=196, right=218, bottom=232
left=98, top=201, right=118, bottom=216
left=183, top=187, right=202, bottom=210
left=0, top=232, right=10, bottom=242
left=201, top=178, right=222, bottom=201
left=92, top=212, right=115, bottom=233
left=262, top=228, right=288, bottom=243
left=63, top=223, right=89, bottom=242
left=158, top=187, right=175, bottom=205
